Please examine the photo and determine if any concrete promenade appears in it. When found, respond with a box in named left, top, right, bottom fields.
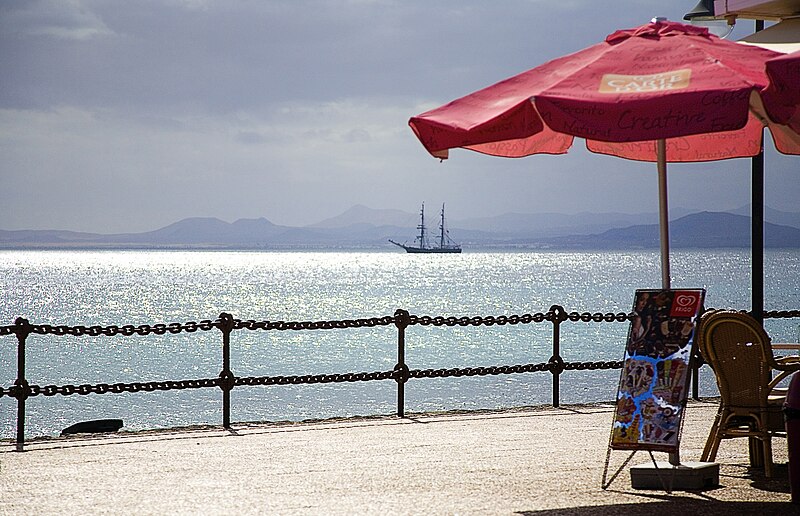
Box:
left=0, top=399, right=795, bottom=515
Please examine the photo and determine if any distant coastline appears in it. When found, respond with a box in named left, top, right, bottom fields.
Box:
left=3, top=205, right=800, bottom=250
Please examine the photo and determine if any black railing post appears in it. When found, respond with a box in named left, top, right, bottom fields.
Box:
left=13, top=317, right=32, bottom=451
left=218, top=312, right=235, bottom=429
left=549, top=305, right=567, bottom=408
left=691, top=350, right=702, bottom=400
left=393, top=309, right=410, bottom=418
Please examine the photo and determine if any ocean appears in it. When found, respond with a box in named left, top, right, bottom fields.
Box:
left=2, top=249, right=799, bottom=439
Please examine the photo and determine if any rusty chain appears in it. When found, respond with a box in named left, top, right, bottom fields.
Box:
left=1, top=378, right=220, bottom=398
left=0, top=359, right=626, bottom=399
left=566, top=312, right=632, bottom=323
left=234, top=316, right=396, bottom=331
left=0, top=320, right=220, bottom=338
left=1, top=309, right=792, bottom=338
left=762, top=309, right=800, bottom=319
left=235, top=370, right=397, bottom=386
left=0, top=308, right=638, bottom=338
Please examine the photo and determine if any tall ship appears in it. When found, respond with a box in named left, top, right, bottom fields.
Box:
left=389, top=203, right=462, bottom=254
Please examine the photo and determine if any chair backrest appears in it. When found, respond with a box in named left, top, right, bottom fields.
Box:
left=697, top=310, right=774, bottom=409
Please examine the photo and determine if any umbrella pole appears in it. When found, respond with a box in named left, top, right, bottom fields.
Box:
left=657, top=139, right=671, bottom=290
left=752, top=146, right=764, bottom=324
left=657, top=138, right=679, bottom=466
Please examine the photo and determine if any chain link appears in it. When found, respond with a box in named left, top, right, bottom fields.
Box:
left=567, top=312, right=633, bottom=323
left=0, top=320, right=221, bottom=338
left=234, top=316, right=396, bottom=331
left=763, top=309, right=800, bottom=319
left=408, top=313, right=551, bottom=327
left=408, top=360, right=622, bottom=379
left=236, top=370, right=396, bottom=386
left=0, top=309, right=645, bottom=339
left=2, top=308, right=796, bottom=339
left=563, top=360, right=624, bottom=370
left=0, top=358, right=627, bottom=399
left=1, top=378, right=221, bottom=399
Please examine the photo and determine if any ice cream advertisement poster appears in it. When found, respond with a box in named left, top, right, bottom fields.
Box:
left=610, top=289, right=705, bottom=452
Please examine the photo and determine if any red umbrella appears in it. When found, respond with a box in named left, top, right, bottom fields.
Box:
left=409, top=20, right=800, bottom=289
left=763, top=50, right=800, bottom=134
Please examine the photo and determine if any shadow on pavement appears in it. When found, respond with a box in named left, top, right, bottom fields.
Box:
left=517, top=500, right=794, bottom=515
left=747, top=463, right=791, bottom=494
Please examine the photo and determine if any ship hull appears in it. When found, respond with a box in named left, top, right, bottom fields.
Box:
left=389, top=240, right=461, bottom=253
left=401, top=245, right=461, bottom=254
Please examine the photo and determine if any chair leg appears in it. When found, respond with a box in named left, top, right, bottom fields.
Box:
left=762, top=436, right=773, bottom=478
left=749, top=436, right=764, bottom=468
left=701, top=409, right=726, bottom=462
left=704, top=432, right=723, bottom=463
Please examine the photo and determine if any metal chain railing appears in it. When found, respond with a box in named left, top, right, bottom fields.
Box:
left=763, top=309, right=800, bottom=319
left=9, top=378, right=221, bottom=397
left=3, top=306, right=797, bottom=450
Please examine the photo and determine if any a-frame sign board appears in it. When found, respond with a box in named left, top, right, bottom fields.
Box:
left=602, top=289, right=706, bottom=491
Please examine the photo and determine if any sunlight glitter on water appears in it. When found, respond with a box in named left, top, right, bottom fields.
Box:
left=2, top=249, right=799, bottom=437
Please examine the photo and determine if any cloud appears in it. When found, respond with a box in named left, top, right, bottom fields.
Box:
left=235, top=131, right=266, bottom=145
left=0, top=0, right=113, bottom=41
left=0, top=95, right=431, bottom=231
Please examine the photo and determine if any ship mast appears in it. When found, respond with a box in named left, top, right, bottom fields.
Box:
left=439, top=204, right=446, bottom=249
left=417, top=202, right=427, bottom=249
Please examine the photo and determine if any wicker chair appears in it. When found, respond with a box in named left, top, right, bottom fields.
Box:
left=697, top=310, right=800, bottom=477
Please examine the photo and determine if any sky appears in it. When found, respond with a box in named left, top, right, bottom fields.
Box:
left=1, top=0, right=798, bottom=233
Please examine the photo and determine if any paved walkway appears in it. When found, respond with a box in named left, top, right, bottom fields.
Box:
left=0, top=399, right=795, bottom=515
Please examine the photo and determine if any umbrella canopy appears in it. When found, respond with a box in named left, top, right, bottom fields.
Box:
left=409, top=20, right=800, bottom=289
left=763, top=50, right=800, bottom=134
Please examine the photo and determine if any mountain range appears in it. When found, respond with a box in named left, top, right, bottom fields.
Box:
left=3, top=205, right=800, bottom=249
